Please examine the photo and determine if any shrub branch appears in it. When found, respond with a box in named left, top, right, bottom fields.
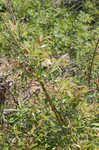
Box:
left=39, top=80, right=67, bottom=128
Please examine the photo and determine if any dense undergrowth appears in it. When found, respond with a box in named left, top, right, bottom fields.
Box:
left=0, top=0, right=99, bottom=149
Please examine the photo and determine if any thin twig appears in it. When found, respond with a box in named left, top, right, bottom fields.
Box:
left=39, top=80, right=67, bottom=127
left=88, top=39, right=99, bottom=87
left=6, top=0, right=16, bottom=25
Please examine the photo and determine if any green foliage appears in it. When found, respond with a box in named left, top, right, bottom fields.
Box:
left=0, top=0, right=99, bottom=149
